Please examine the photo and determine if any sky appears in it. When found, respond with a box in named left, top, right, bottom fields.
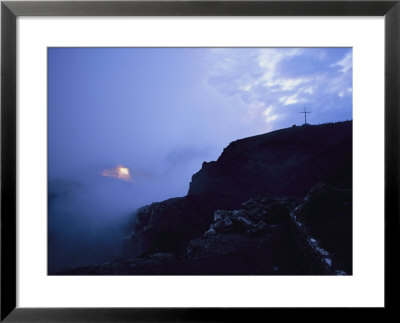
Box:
left=48, top=47, right=352, bottom=272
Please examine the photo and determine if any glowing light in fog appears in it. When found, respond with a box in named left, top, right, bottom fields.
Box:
left=101, top=165, right=131, bottom=181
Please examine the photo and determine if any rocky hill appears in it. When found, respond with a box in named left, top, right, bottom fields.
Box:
left=58, top=121, right=352, bottom=275
left=188, top=121, right=352, bottom=204
left=126, top=122, right=352, bottom=258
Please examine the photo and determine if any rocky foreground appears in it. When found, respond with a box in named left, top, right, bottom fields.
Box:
left=58, top=183, right=351, bottom=275
left=57, top=122, right=352, bottom=275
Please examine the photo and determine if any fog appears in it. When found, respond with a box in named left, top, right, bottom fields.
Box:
left=48, top=48, right=352, bottom=273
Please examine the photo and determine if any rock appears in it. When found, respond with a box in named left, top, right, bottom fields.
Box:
left=202, top=196, right=299, bottom=239
left=245, top=221, right=268, bottom=237
left=203, top=227, right=217, bottom=238
left=184, top=197, right=310, bottom=274
left=290, top=183, right=352, bottom=275
left=125, top=196, right=214, bottom=257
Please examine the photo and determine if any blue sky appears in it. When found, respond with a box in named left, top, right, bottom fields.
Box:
left=48, top=47, right=352, bottom=271
left=49, top=48, right=352, bottom=189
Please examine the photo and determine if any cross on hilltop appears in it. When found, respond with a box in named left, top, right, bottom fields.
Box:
left=300, top=107, right=310, bottom=125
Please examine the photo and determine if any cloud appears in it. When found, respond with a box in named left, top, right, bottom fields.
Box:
left=204, top=48, right=353, bottom=130
left=331, top=52, right=353, bottom=74
left=280, top=94, right=302, bottom=106
left=263, top=105, right=279, bottom=122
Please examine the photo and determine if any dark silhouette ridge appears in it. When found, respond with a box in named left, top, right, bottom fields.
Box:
left=188, top=121, right=352, bottom=203
left=56, top=121, right=352, bottom=275
left=127, top=121, right=352, bottom=258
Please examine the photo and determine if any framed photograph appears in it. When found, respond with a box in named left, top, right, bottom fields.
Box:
left=1, top=0, right=398, bottom=320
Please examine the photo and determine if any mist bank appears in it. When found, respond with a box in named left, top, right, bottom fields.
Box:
left=48, top=168, right=188, bottom=273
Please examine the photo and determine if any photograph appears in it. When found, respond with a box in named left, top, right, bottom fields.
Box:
left=48, top=47, right=353, bottom=276
left=2, top=0, right=396, bottom=319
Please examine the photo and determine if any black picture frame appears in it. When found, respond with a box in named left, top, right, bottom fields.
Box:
left=1, top=0, right=399, bottom=321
